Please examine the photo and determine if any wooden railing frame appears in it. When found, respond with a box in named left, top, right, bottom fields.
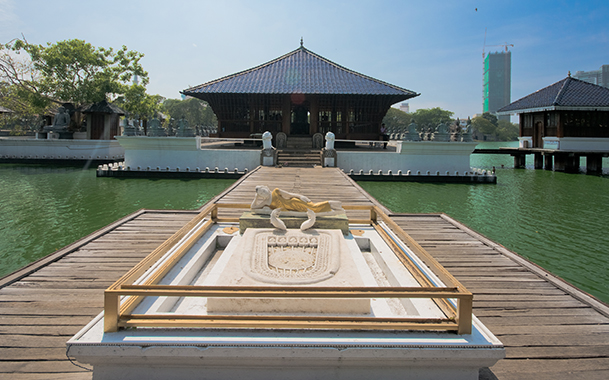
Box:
left=104, top=203, right=472, bottom=334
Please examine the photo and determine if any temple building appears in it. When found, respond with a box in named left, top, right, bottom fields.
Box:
left=497, top=75, right=608, bottom=150
left=182, top=42, right=419, bottom=141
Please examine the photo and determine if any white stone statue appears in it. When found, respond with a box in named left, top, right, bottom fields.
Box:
left=251, top=185, right=343, bottom=231
left=262, top=131, right=273, bottom=150
left=325, top=131, right=335, bottom=150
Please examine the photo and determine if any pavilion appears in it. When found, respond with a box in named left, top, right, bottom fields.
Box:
left=497, top=75, right=608, bottom=150
left=497, top=75, right=608, bottom=173
left=182, top=42, right=419, bottom=140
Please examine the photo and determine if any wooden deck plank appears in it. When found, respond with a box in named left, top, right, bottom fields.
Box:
left=390, top=213, right=608, bottom=380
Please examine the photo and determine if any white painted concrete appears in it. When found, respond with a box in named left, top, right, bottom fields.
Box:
left=116, top=136, right=260, bottom=171
left=543, top=137, right=609, bottom=151
left=0, top=137, right=124, bottom=160
left=338, top=141, right=478, bottom=174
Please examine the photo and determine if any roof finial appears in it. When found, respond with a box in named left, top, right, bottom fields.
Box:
left=568, top=71, right=571, bottom=77
left=300, top=37, right=303, bottom=47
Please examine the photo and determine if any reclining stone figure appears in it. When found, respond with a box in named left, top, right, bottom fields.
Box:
left=250, top=185, right=343, bottom=231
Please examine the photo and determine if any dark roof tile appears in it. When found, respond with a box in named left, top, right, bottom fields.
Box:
left=498, top=77, right=609, bottom=113
left=183, top=46, right=419, bottom=97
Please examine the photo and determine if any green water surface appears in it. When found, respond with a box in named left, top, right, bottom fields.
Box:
left=0, top=165, right=233, bottom=279
left=359, top=142, right=609, bottom=303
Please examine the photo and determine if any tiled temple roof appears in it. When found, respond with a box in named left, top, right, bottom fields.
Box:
left=183, top=45, right=419, bottom=98
left=498, top=76, right=609, bottom=114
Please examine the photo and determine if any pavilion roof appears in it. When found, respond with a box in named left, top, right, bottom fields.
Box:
left=183, top=45, right=419, bottom=99
left=497, top=76, right=609, bottom=114
left=81, top=99, right=125, bottom=115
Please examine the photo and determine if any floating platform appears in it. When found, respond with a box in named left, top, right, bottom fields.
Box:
left=67, top=204, right=503, bottom=379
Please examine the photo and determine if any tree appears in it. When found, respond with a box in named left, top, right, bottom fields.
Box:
left=0, top=38, right=148, bottom=113
left=496, top=120, right=519, bottom=141
left=161, top=98, right=217, bottom=127
left=410, top=107, right=454, bottom=128
left=115, top=85, right=164, bottom=119
left=481, top=112, right=498, bottom=127
left=471, top=116, right=496, bottom=136
left=382, top=107, right=410, bottom=130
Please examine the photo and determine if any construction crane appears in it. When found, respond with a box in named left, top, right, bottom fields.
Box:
left=482, top=28, right=514, bottom=58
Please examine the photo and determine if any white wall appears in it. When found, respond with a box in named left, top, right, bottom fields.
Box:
left=0, top=138, right=124, bottom=160
left=117, top=136, right=260, bottom=171
left=544, top=137, right=609, bottom=151
left=337, top=141, right=478, bottom=174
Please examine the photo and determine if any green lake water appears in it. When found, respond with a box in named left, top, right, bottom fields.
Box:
left=360, top=141, right=609, bottom=303
left=0, top=166, right=233, bottom=279
left=1, top=141, right=608, bottom=303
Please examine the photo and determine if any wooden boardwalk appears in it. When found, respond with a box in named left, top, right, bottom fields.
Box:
left=0, top=166, right=607, bottom=379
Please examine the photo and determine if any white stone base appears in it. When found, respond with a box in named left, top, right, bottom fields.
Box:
left=69, top=318, right=503, bottom=380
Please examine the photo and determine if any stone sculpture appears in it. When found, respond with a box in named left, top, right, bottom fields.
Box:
left=45, top=106, right=70, bottom=132
left=262, top=131, right=273, bottom=149
left=250, top=185, right=343, bottom=231
left=325, top=131, right=335, bottom=150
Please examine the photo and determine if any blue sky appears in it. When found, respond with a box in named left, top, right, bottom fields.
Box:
left=1, top=0, right=608, bottom=119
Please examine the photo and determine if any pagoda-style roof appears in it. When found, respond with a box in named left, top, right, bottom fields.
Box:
left=81, top=99, right=125, bottom=115
left=183, top=45, right=419, bottom=99
left=498, top=76, right=609, bottom=114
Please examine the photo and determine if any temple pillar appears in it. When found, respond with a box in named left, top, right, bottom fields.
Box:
left=282, top=96, right=291, bottom=135
left=534, top=153, right=543, bottom=169
left=544, top=154, right=553, bottom=171
left=513, top=154, right=526, bottom=169
left=586, top=155, right=603, bottom=175
left=309, top=96, right=319, bottom=135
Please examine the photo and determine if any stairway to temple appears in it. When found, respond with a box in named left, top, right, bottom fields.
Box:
left=277, top=136, right=321, bottom=167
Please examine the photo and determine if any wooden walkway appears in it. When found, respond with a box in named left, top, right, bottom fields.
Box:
left=0, top=166, right=607, bottom=379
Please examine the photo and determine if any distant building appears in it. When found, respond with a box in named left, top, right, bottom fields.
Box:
left=483, top=51, right=511, bottom=121
left=399, top=102, right=409, bottom=113
left=572, top=65, right=609, bottom=88
left=497, top=75, right=608, bottom=151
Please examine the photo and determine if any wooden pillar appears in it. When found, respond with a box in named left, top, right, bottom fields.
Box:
left=534, top=153, right=543, bottom=169
left=586, top=155, right=603, bottom=175
left=554, top=153, right=566, bottom=171
left=282, top=96, right=291, bottom=135
left=565, top=154, right=579, bottom=173
left=309, top=96, right=319, bottom=135
left=544, top=154, right=553, bottom=171
left=513, top=154, right=526, bottom=169
left=554, top=153, right=579, bottom=172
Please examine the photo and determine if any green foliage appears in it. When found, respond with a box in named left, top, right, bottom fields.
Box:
left=383, top=106, right=455, bottom=131
left=161, top=98, right=217, bottom=127
left=382, top=107, right=410, bottom=130
left=497, top=120, right=519, bottom=141
left=481, top=112, right=498, bottom=127
left=1, top=38, right=148, bottom=109
left=410, top=107, right=454, bottom=128
left=115, top=85, right=163, bottom=118
left=471, top=116, right=496, bottom=135
left=472, top=116, right=519, bottom=141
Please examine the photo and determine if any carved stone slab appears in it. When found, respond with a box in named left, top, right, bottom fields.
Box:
left=207, top=228, right=369, bottom=315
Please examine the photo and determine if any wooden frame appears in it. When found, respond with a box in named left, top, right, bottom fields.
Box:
left=104, top=204, right=472, bottom=334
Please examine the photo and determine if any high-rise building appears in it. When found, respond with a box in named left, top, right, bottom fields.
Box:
left=398, top=102, right=410, bottom=113
left=483, top=51, right=511, bottom=121
left=573, top=65, right=609, bottom=88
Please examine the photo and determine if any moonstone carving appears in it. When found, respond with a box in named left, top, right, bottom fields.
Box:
left=243, top=230, right=339, bottom=284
